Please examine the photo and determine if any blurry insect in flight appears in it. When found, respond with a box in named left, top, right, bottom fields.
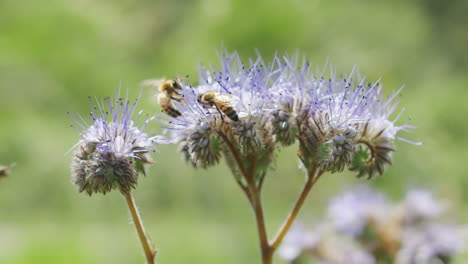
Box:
left=197, top=91, right=239, bottom=121
left=0, top=163, right=15, bottom=180
left=143, top=78, right=184, bottom=117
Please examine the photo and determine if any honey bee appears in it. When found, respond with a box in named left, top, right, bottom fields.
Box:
left=197, top=91, right=239, bottom=121
left=143, top=78, right=184, bottom=117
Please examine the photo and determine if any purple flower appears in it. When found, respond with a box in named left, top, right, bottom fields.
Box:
left=155, top=49, right=419, bottom=178
left=403, top=189, right=444, bottom=224
left=278, top=223, right=321, bottom=262
left=156, top=51, right=286, bottom=172
left=327, top=186, right=389, bottom=237
left=279, top=222, right=376, bottom=264
left=69, top=91, right=156, bottom=195
left=396, top=224, right=462, bottom=264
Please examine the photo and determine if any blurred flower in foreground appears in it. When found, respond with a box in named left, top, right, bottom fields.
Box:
left=396, top=224, right=462, bottom=264
left=280, top=186, right=464, bottom=264
left=68, top=92, right=156, bottom=195
left=327, top=186, right=388, bottom=237
left=279, top=223, right=375, bottom=264
left=278, top=223, right=321, bottom=262
left=402, top=189, right=444, bottom=224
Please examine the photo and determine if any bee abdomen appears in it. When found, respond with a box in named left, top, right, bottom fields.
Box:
left=162, top=105, right=182, bottom=117
left=222, top=106, right=239, bottom=121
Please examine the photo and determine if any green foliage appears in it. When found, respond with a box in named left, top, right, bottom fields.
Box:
left=0, top=0, right=466, bottom=263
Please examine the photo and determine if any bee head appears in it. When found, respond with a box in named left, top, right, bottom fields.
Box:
left=172, top=80, right=182, bottom=90
left=196, top=94, right=203, bottom=103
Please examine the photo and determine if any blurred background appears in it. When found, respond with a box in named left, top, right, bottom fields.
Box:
left=0, top=0, right=467, bottom=263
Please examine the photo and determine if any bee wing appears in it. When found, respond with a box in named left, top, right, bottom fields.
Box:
left=141, top=78, right=167, bottom=88
left=214, top=93, right=238, bottom=106
left=157, top=92, right=170, bottom=103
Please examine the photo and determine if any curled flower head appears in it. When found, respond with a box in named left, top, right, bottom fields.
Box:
left=300, top=73, right=420, bottom=175
left=348, top=85, right=422, bottom=179
left=69, top=92, right=156, bottom=195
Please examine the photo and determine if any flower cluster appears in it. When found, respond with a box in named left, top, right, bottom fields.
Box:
left=156, top=50, right=419, bottom=181
left=69, top=92, right=156, bottom=195
left=279, top=186, right=464, bottom=264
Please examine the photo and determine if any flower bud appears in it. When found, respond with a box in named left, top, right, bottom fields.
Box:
left=271, top=109, right=297, bottom=146
left=235, top=119, right=261, bottom=155
left=350, top=120, right=395, bottom=179
left=185, top=123, right=221, bottom=168
left=322, top=131, right=356, bottom=173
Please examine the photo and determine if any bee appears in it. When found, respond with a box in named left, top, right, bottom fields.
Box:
left=197, top=91, right=239, bottom=121
left=143, top=78, right=184, bottom=117
left=0, top=163, right=14, bottom=179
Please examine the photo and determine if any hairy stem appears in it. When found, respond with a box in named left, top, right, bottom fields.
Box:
left=217, top=130, right=253, bottom=201
left=125, top=193, right=156, bottom=264
left=217, top=130, right=248, bottom=177
left=218, top=130, right=324, bottom=264
left=245, top=156, right=270, bottom=263
left=270, top=165, right=322, bottom=251
left=251, top=189, right=271, bottom=263
left=219, top=133, right=271, bottom=263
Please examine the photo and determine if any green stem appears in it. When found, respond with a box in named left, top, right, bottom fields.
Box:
left=245, top=156, right=270, bottom=263
left=125, top=193, right=156, bottom=264
left=270, top=166, right=322, bottom=251
left=219, top=131, right=323, bottom=264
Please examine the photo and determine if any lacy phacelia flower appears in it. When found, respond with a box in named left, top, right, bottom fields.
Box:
left=156, top=51, right=280, bottom=180
left=156, top=50, right=419, bottom=180
left=69, top=94, right=156, bottom=195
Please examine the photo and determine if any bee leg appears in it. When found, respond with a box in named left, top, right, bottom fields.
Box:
left=215, top=106, right=225, bottom=120
left=170, top=96, right=183, bottom=102
left=167, top=106, right=182, bottom=117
